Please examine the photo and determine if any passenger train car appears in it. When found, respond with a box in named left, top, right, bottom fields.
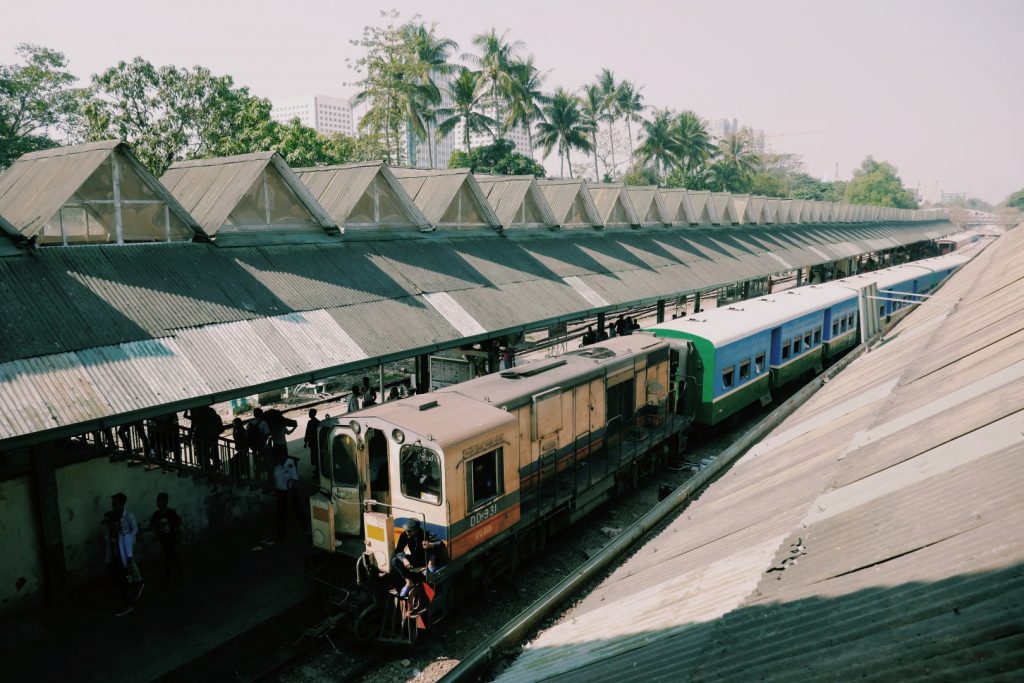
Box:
left=646, top=251, right=971, bottom=425
left=307, top=249, right=973, bottom=640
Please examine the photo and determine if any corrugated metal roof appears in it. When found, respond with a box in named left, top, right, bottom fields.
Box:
left=161, top=152, right=336, bottom=237
left=537, top=179, right=602, bottom=228
left=476, top=175, right=558, bottom=229
left=688, top=190, right=719, bottom=225
left=294, top=161, right=430, bottom=231
left=626, top=186, right=669, bottom=227
left=390, top=167, right=501, bottom=228
left=658, top=189, right=695, bottom=226
left=0, top=140, right=203, bottom=240
left=587, top=182, right=640, bottom=227
left=498, top=230, right=1024, bottom=682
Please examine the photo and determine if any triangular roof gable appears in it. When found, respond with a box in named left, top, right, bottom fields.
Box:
left=687, top=190, right=719, bottom=225
left=587, top=183, right=640, bottom=227
left=390, top=167, right=501, bottom=229
left=789, top=199, right=806, bottom=223
left=731, top=194, right=752, bottom=224
left=537, top=179, right=602, bottom=228
left=294, top=161, right=429, bottom=232
left=162, top=152, right=335, bottom=237
left=0, top=140, right=203, bottom=241
left=806, top=201, right=822, bottom=222
left=475, top=175, right=558, bottom=229
left=747, top=195, right=767, bottom=225
left=658, top=189, right=696, bottom=226
left=626, top=186, right=669, bottom=227
left=762, top=198, right=779, bottom=224
left=774, top=200, right=792, bottom=224
left=711, top=192, right=741, bottom=224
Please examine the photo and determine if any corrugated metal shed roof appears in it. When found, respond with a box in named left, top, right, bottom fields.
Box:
left=688, top=190, right=719, bottom=225
left=161, top=152, right=336, bottom=237
left=498, top=230, right=1024, bottom=682
left=293, top=160, right=430, bottom=231
left=658, top=189, right=695, bottom=226
left=390, top=167, right=501, bottom=228
left=0, top=140, right=203, bottom=239
left=587, top=182, right=640, bottom=227
left=475, top=175, right=558, bottom=229
left=537, top=179, right=602, bottom=228
left=626, top=186, right=669, bottom=227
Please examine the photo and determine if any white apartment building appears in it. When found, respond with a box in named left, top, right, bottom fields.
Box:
left=707, top=117, right=739, bottom=141
left=270, top=95, right=355, bottom=136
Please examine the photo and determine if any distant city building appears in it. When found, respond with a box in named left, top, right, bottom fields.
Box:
left=707, top=117, right=738, bottom=141
left=744, top=128, right=766, bottom=154
left=941, top=191, right=966, bottom=205
left=270, top=95, right=355, bottom=136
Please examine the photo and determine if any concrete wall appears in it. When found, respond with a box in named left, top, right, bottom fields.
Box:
left=0, top=457, right=270, bottom=617
left=0, top=476, right=44, bottom=614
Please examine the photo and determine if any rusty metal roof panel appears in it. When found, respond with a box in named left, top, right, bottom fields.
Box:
left=498, top=235, right=1020, bottom=682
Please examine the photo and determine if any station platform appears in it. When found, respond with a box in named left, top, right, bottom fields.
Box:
left=0, top=409, right=340, bottom=682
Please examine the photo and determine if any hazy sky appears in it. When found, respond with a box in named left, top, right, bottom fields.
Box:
left=5, top=0, right=1022, bottom=203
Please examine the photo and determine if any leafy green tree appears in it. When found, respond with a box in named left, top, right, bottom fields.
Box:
left=635, top=108, right=680, bottom=177
left=534, top=88, right=593, bottom=178
left=671, top=111, right=715, bottom=176
left=436, top=69, right=494, bottom=154
left=505, top=55, right=548, bottom=157
left=580, top=84, right=605, bottom=181
left=616, top=80, right=645, bottom=160
left=465, top=28, right=523, bottom=141
left=844, top=156, right=918, bottom=208
left=706, top=132, right=760, bottom=192
left=0, top=44, right=83, bottom=168
left=1002, top=189, right=1024, bottom=209
left=403, top=21, right=458, bottom=168
left=79, top=57, right=283, bottom=175
left=621, top=164, right=659, bottom=186
left=448, top=138, right=544, bottom=176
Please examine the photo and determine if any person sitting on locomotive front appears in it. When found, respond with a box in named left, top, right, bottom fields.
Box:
left=391, top=519, right=444, bottom=584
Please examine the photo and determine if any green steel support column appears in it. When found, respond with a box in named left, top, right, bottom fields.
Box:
left=416, top=353, right=430, bottom=393
left=656, top=299, right=666, bottom=324
left=743, top=281, right=751, bottom=299
left=597, top=312, right=606, bottom=336
left=796, top=268, right=803, bottom=287
left=693, top=291, right=702, bottom=314
left=31, top=444, right=67, bottom=603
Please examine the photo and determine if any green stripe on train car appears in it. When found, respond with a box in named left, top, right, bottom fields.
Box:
left=769, top=347, right=823, bottom=389
left=698, top=373, right=771, bottom=426
left=647, top=329, right=717, bottom=402
left=824, top=332, right=857, bottom=360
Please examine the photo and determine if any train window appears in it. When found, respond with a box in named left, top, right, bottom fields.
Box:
left=833, top=321, right=840, bottom=336
left=738, top=360, right=751, bottom=381
left=754, top=353, right=765, bottom=373
left=879, top=305, right=885, bottom=316
left=793, top=337, right=802, bottom=353
left=722, top=366, right=735, bottom=389
left=813, top=329, right=821, bottom=345
left=467, top=447, right=503, bottom=509
left=782, top=341, right=791, bottom=360
left=804, top=332, right=813, bottom=348
left=400, top=445, right=442, bottom=505
left=850, top=314, right=857, bottom=327
left=332, top=433, right=359, bottom=486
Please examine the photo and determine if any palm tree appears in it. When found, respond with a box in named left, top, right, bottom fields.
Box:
left=534, top=88, right=594, bottom=178
left=436, top=69, right=495, bottom=154
left=616, top=81, right=645, bottom=160
left=580, top=84, right=604, bottom=181
left=671, top=110, right=715, bottom=176
left=635, top=108, right=681, bottom=177
left=405, top=22, right=458, bottom=167
left=465, top=28, right=523, bottom=141
left=598, top=68, right=619, bottom=176
left=707, top=132, right=760, bottom=191
left=505, top=56, right=549, bottom=158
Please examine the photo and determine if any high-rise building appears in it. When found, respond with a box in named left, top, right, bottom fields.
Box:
left=270, top=95, right=355, bottom=136
left=707, top=117, right=738, bottom=141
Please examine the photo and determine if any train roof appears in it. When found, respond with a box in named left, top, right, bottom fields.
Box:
left=647, top=285, right=855, bottom=347
left=443, top=335, right=667, bottom=411
left=348, top=391, right=515, bottom=450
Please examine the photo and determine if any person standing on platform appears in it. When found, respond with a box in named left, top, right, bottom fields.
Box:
left=247, top=409, right=272, bottom=484
left=272, top=454, right=305, bottom=541
left=303, top=408, right=320, bottom=478
left=150, top=492, right=183, bottom=581
left=361, top=376, right=377, bottom=407
left=347, top=385, right=362, bottom=413
left=104, top=492, right=143, bottom=616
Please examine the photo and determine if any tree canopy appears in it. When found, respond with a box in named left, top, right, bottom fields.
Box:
left=448, top=138, right=544, bottom=176
left=1003, top=189, right=1024, bottom=210
left=843, top=156, right=918, bottom=209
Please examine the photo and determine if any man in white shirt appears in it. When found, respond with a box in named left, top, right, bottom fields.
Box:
left=273, top=455, right=306, bottom=540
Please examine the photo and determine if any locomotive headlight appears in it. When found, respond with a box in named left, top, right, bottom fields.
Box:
left=392, top=429, right=405, bottom=444
left=349, top=420, right=361, bottom=434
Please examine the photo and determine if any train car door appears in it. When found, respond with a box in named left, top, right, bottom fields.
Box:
left=365, top=428, right=390, bottom=507
left=325, top=426, right=364, bottom=535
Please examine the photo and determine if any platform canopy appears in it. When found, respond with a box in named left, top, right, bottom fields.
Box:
left=658, top=189, right=696, bottom=226
left=626, top=186, right=670, bottom=227
left=0, top=140, right=201, bottom=246
left=686, top=190, right=719, bottom=225
left=475, top=174, right=558, bottom=229
left=390, top=167, right=500, bottom=230
left=161, top=152, right=335, bottom=242
left=294, top=161, right=429, bottom=233
left=587, top=182, right=639, bottom=228
left=537, top=179, right=603, bottom=229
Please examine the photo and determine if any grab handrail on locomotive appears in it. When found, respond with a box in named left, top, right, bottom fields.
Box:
left=306, top=250, right=972, bottom=642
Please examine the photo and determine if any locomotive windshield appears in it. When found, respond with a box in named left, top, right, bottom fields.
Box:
left=400, top=445, right=442, bottom=504
left=332, top=433, right=359, bottom=486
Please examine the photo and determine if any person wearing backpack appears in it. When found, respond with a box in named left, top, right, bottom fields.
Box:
left=247, top=409, right=272, bottom=484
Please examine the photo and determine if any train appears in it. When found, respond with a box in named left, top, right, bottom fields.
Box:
left=306, top=249, right=974, bottom=642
